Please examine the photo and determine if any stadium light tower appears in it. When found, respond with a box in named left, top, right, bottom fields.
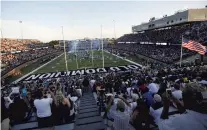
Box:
left=62, top=26, right=69, bottom=72
left=113, top=20, right=116, bottom=39
left=19, top=21, right=23, bottom=43
left=1, top=28, right=3, bottom=39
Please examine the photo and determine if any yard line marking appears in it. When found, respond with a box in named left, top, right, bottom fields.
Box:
left=104, top=50, right=143, bottom=68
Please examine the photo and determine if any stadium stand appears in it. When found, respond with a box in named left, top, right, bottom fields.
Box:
left=1, top=8, right=207, bottom=130
left=1, top=66, right=207, bottom=130
left=1, top=38, right=62, bottom=79
left=118, top=22, right=207, bottom=44
left=107, top=43, right=196, bottom=64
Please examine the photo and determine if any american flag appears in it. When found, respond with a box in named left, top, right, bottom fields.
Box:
left=182, top=38, right=206, bottom=55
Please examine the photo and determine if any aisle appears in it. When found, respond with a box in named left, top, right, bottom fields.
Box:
left=74, top=90, right=106, bottom=130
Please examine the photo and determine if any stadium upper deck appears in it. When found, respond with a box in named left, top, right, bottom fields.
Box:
left=132, top=8, right=207, bottom=33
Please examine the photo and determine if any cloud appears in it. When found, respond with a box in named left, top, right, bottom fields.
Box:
left=1, top=19, right=131, bottom=42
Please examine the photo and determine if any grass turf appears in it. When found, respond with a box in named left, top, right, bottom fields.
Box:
left=34, top=50, right=130, bottom=74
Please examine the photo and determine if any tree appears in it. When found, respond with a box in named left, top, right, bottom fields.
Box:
left=48, top=40, right=59, bottom=46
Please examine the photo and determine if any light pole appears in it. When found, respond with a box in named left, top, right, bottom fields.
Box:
left=1, top=28, right=3, bottom=39
left=19, top=21, right=23, bottom=42
left=113, top=20, right=116, bottom=39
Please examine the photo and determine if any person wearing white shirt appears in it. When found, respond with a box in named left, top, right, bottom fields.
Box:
left=158, top=89, right=207, bottom=130
left=172, top=84, right=182, bottom=100
left=109, top=99, right=131, bottom=130
left=34, top=90, right=54, bottom=128
left=105, top=95, right=135, bottom=130
left=90, top=78, right=96, bottom=89
left=147, top=83, right=159, bottom=94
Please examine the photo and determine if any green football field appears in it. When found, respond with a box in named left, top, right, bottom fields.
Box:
left=34, top=50, right=130, bottom=74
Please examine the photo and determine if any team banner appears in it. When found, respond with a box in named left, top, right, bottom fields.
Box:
left=22, top=64, right=141, bottom=81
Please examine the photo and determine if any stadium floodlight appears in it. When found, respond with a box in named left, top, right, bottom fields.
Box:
left=113, top=20, right=116, bottom=39
left=19, top=21, right=23, bottom=43
left=62, top=26, right=69, bottom=72
left=1, top=28, right=3, bottom=39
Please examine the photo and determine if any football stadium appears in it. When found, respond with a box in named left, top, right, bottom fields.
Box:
left=1, top=2, right=207, bottom=130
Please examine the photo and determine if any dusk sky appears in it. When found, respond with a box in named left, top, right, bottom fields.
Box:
left=1, top=1, right=206, bottom=42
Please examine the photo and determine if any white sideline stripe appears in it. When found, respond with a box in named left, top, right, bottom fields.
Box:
left=13, top=53, right=64, bottom=83
left=104, top=50, right=143, bottom=68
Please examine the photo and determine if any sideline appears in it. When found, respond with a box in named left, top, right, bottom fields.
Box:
left=13, top=53, right=64, bottom=83
left=104, top=50, right=143, bottom=68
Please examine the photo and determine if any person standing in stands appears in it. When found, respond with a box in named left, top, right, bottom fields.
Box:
left=20, top=85, right=30, bottom=108
left=108, top=96, right=133, bottom=130
left=1, top=97, right=10, bottom=130
left=9, top=94, right=29, bottom=125
left=82, top=77, right=89, bottom=93
left=172, top=83, right=183, bottom=100
left=55, top=92, right=74, bottom=123
left=131, top=99, right=151, bottom=130
left=34, top=90, right=55, bottom=129
left=90, top=77, right=96, bottom=90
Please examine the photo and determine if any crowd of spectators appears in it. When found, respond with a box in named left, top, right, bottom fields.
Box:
left=1, top=38, right=61, bottom=77
left=117, top=22, right=207, bottom=45
left=1, top=38, right=41, bottom=53
left=112, top=22, right=207, bottom=64
left=184, top=22, right=207, bottom=44
left=1, top=61, right=207, bottom=130
left=107, top=44, right=195, bottom=64
left=94, top=65, right=207, bottom=130
left=1, top=76, right=81, bottom=129
left=1, top=48, right=61, bottom=76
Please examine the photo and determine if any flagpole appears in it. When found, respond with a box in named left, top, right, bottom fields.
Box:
left=62, top=26, right=68, bottom=72
left=101, top=25, right=104, bottom=68
left=91, top=40, right=94, bottom=67
left=179, top=35, right=183, bottom=67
